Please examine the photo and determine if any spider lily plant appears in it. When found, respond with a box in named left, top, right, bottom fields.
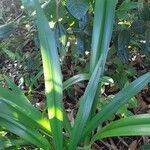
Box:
left=0, top=0, right=150, bottom=149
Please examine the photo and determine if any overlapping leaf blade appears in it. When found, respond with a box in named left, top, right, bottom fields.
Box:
left=69, top=56, right=103, bottom=149
left=33, top=0, right=63, bottom=149
left=90, top=0, right=116, bottom=73
left=92, top=125, right=150, bottom=142
left=99, top=114, right=150, bottom=133
left=0, top=114, right=50, bottom=149
left=69, top=1, right=117, bottom=149
left=0, top=86, right=50, bottom=133
left=0, top=98, right=51, bottom=134
left=82, top=72, right=150, bottom=139
left=91, top=114, right=150, bottom=142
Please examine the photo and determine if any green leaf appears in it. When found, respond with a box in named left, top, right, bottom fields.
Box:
left=140, top=144, right=150, bottom=150
left=82, top=72, right=150, bottom=139
left=63, top=73, right=89, bottom=90
left=91, top=114, right=150, bottom=142
left=4, top=76, right=26, bottom=96
left=69, top=55, right=103, bottom=150
left=66, top=0, right=89, bottom=20
left=0, top=98, right=50, bottom=133
left=33, top=0, right=63, bottom=149
left=54, top=22, right=67, bottom=57
left=0, top=23, right=15, bottom=39
left=2, top=49, right=20, bottom=60
left=116, top=1, right=138, bottom=19
left=96, top=114, right=150, bottom=133
left=0, top=114, right=50, bottom=149
left=0, top=136, right=29, bottom=149
left=90, top=0, right=117, bottom=73
left=44, top=0, right=66, bottom=21
left=63, top=73, right=114, bottom=90
left=117, top=29, right=130, bottom=63
left=0, top=86, right=51, bottom=134
left=29, top=70, right=43, bottom=88
left=69, top=1, right=117, bottom=147
left=92, top=125, right=150, bottom=142
left=145, top=28, right=150, bottom=53
left=118, top=1, right=138, bottom=11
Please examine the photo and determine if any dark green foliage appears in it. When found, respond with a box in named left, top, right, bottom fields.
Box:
left=66, top=0, right=89, bottom=20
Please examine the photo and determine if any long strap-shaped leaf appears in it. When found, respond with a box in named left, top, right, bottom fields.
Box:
left=69, top=1, right=117, bottom=149
left=69, top=55, right=103, bottom=150
left=91, top=114, right=150, bottom=142
left=0, top=86, right=50, bottom=133
left=63, top=74, right=113, bottom=90
left=90, top=0, right=116, bottom=73
left=0, top=98, right=50, bottom=134
left=0, top=114, right=50, bottom=149
left=82, top=72, right=150, bottom=139
left=33, top=1, right=63, bottom=149
left=89, top=0, right=117, bottom=124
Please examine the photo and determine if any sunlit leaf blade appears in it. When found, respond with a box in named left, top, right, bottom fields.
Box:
left=90, top=0, right=117, bottom=73
left=0, top=136, right=29, bottom=149
left=69, top=56, right=103, bottom=149
left=0, top=98, right=50, bottom=133
left=82, top=72, right=150, bottom=139
left=92, top=114, right=150, bottom=142
left=0, top=86, right=50, bottom=133
left=0, top=22, right=14, bottom=39
left=33, top=0, right=63, bottom=149
left=0, top=114, right=50, bottom=149
left=100, top=114, right=150, bottom=133
left=92, top=125, right=150, bottom=142
left=69, top=1, right=117, bottom=148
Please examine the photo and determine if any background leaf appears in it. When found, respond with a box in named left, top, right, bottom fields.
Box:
left=117, top=29, right=130, bottom=63
left=0, top=23, right=15, bottom=39
left=66, top=0, right=89, bottom=20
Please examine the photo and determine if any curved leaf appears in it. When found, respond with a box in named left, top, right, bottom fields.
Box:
left=0, top=114, right=50, bottom=149
left=92, top=114, right=150, bottom=142
left=82, top=72, right=150, bottom=139
left=0, top=86, right=51, bottom=133
left=63, top=73, right=89, bottom=90
left=92, top=125, right=150, bottom=142
left=0, top=98, right=50, bottom=134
